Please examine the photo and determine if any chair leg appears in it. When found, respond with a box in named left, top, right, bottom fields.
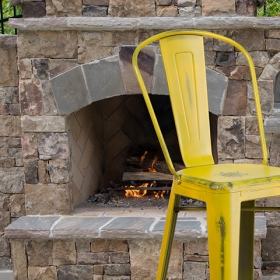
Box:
left=206, top=192, right=241, bottom=280
left=156, top=187, right=181, bottom=280
left=238, top=200, right=255, bottom=280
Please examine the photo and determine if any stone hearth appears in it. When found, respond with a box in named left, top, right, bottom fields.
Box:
left=2, top=0, right=280, bottom=278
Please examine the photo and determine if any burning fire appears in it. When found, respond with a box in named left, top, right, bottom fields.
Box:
left=125, top=152, right=168, bottom=198
left=125, top=183, right=150, bottom=198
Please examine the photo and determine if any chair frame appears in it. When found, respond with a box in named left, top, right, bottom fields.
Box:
left=132, top=30, right=280, bottom=280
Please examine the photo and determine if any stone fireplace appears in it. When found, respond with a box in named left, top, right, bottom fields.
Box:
left=2, top=0, right=280, bottom=279
left=49, top=47, right=227, bottom=207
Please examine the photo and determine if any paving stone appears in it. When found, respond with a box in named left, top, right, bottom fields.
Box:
left=101, top=217, right=155, bottom=238
left=152, top=217, right=206, bottom=239
left=5, top=215, right=60, bottom=239
left=52, top=216, right=112, bottom=238
left=0, top=270, right=13, bottom=280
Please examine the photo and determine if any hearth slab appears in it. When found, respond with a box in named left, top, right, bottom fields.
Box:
left=5, top=214, right=266, bottom=241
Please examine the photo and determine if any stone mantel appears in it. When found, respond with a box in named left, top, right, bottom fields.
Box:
left=9, top=16, right=280, bottom=31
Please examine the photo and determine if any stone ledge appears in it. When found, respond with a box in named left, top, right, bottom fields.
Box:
left=0, top=35, right=17, bottom=47
left=9, top=17, right=280, bottom=31
left=5, top=215, right=266, bottom=241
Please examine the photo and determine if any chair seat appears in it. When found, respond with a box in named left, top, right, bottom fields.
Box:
left=178, top=164, right=280, bottom=191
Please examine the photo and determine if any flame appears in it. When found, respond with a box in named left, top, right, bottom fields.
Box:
left=154, top=190, right=168, bottom=199
left=125, top=152, right=168, bottom=198
left=125, top=183, right=149, bottom=198
left=140, top=151, right=148, bottom=166
left=148, top=155, right=158, bottom=172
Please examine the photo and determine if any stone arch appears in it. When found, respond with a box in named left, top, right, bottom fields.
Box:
left=50, top=46, right=228, bottom=116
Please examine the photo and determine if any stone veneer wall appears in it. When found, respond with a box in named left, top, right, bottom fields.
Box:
left=10, top=0, right=258, bottom=18
left=0, top=35, right=23, bottom=272
left=2, top=0, right=280, bottom=278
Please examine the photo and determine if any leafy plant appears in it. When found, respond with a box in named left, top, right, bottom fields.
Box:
left=258, top=0, right=280, bottom=16
left=1, top=0, right=22, bottom=34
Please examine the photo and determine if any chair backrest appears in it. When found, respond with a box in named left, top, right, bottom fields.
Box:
left=132, top=30, right=268, bottom=177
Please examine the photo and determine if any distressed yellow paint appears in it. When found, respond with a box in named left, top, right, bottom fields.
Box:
left=132, top=30, right=280, bottom=280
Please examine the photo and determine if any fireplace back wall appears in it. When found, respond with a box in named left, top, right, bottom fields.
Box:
left=69, top=94, right=181, bottom=207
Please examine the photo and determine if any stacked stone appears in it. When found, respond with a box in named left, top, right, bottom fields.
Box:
left=11, top=239, right=131, bottom=280
left=11, top=0, right=261, bottom=18
left=17, top=48, right=76, bottom=215
left=8, top=236, right=264, bottom=279
left=0, top=35, right=24, bottom=271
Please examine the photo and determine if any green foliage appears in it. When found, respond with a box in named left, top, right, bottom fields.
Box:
left=258, top=0, right=280, bottom=16
left=1, top=0, right=22, bottom=34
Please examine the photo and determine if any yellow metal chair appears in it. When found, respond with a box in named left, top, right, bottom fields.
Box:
left=132, top=30, right=280, bottom=280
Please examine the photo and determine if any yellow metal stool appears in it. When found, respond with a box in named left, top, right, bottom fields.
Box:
left=132, top=30, right=280, bottom=280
